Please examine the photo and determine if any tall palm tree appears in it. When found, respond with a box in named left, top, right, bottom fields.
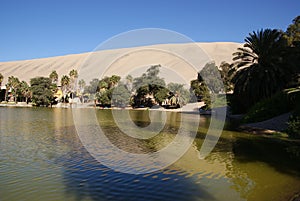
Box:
left=69, top=69, right=78, bottom=97
left=0, top=73, right=3, bottom=86
left=61, top=75, right=70, bottom=90
left=19, top=81, right=31, bottom=103
left=109, top=75, right=121, bottom=88
left=7, top=76, right=20, bottom=102
left=69, top=69, right=78, bottom=79
left=61, top=75, right=70, bottom=102
left=231, top=29, right=291, bottom=109
left=49, top=70, right=58, bottom=84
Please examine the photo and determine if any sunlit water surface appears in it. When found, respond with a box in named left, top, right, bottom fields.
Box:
left=0, top=107, right=299, bottom=201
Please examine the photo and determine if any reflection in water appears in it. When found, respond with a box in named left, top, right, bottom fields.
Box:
left=60, top=146, right=213, bottom=201
left=229, top=136, right=300, bottom=201
left=0, top=107, right=299, bottom=201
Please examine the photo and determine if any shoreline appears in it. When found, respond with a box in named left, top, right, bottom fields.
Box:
left=1, top=101, right=292, bottom=136
left=0, top=102, right=33, bottom=107
left=237, top=112, right=291, bottom=135
left=0, top=101, right=204, bottom=110
left=0, top=101, right=203, bottom=113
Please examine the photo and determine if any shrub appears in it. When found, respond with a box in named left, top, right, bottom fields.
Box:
left=286, top=97, right=300, bottom=138
left=30, top=77, right=54, bottom=106
left=286, top=116, right=300, bottom=138
left=242, top=92, right=291, bottom=123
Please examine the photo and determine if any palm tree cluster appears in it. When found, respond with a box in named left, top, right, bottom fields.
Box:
left=230, top=29, right=291, bottom=110
left=188, top=16, right=299, bottom=113
left=230, top=16, right=299, bottom=111
left=0, top=69, right=83, bottom=105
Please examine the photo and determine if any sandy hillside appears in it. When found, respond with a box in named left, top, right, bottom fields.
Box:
left=0, top=42, right=242, bottom=85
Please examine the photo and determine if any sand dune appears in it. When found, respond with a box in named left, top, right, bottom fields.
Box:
left=0, top=42, right=242, bottom=85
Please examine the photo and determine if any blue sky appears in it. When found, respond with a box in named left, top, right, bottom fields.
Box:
left=0, top=0, right=299, bottom=62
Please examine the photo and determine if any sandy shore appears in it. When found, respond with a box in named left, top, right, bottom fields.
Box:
left=239, top=113, right=291, bottom=134
left=0, top=101, right=204, bottom=112
left=0, top=102, right=33, bottom=107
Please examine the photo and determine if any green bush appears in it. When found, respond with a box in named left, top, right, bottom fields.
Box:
left=242, top=92, right=291, bottom=123
left=286, top=116, right=300, bottom=138
left=286, top=96, right=300, bottom=138
left=30, top=77, right=54, bottom=106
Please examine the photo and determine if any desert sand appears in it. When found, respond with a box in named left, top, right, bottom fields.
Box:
left=0, top=42, right=242, bottom=85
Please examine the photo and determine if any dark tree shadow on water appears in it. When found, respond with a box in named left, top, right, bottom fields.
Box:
left=232, top=136, right=300, bottom=177
left=59, top=147, right=215, bottom=201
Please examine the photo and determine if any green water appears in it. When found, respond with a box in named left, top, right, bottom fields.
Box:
left=0, top=107, right=299, bottom=201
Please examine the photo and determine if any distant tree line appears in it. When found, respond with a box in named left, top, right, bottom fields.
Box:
left=0, top=69, right=80, bottom=106
left=0, top=49, right=233, bottom=110
left=82, top=64, right=190, bottom=108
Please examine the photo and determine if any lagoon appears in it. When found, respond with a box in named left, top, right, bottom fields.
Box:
left=0, top=107, right=299, bottom=201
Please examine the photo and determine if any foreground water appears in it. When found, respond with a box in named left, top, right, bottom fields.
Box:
left=0, top=107, right=299, bottom=201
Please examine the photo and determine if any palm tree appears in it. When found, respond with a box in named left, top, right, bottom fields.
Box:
left=0, top=73, right=3, bottom=86
left=109, top=75, right=121, bottom=88
left=61, top=75, right=70, bottom=89
left=61, top=75, right=70, bottom=102
left=69, top=69, right=78, bottom=98
left=69, top=69, right=78, bottom=78
left=231, top=29, right=291, bottom=110
left=19, top=81, right=31, bottom=103
left=49, top=70, right=58, bottom=84
left=7, top=76, right=20, bottom=102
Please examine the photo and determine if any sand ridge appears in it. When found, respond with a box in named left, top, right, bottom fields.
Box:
left=0, top=42, right=242, bottom=84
